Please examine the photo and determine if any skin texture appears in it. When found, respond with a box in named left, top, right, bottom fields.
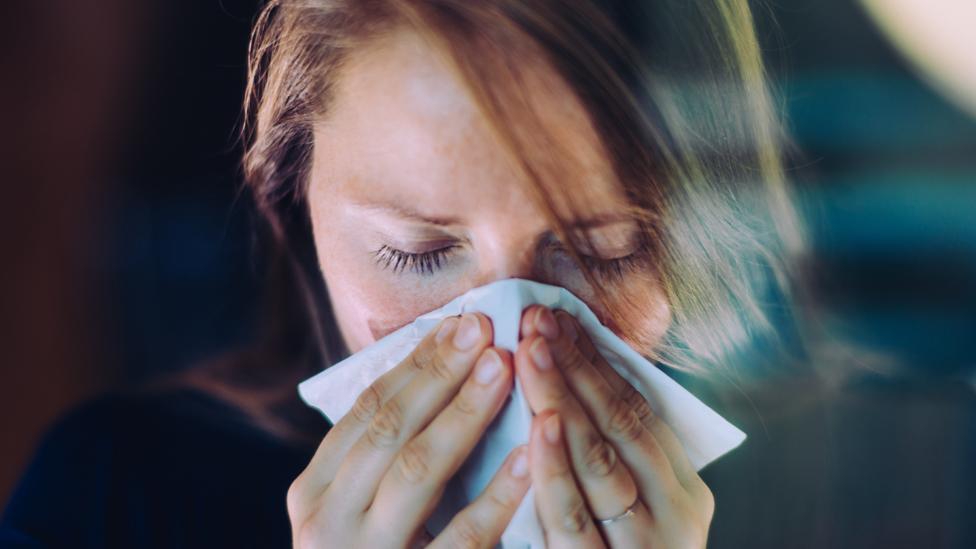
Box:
left=307, top=28, right=670, bottom=356
left=291, top=27, right=714, bottom=548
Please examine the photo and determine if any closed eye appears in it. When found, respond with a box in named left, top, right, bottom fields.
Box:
left=371, top=240, right=650, bottom=280
left=371, top=244, right=461, bottom=276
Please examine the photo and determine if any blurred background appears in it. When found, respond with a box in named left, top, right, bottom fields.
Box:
left=2, top=0, right=974, bottom=546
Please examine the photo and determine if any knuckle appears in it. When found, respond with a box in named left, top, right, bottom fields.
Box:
left=366, top=398, right=404, bottom=448
left=285, top=476, right=306, bottom=517
left=699, top=480, right=716, bottom=519
left=561, top=347, right=589, bottom=375
left=395, top=438, right=432, bottom=485
left=451, top=387, right=481, bottom=418
left=406, top=351, right=427, bottom=373
left=581, top=432, right=618, bottom=478
left=447, top=515, right=486, bottom=549
left=351, top=384, right=383, bottom=424
left=620, top=383, right=642, bottom=408
left=622, top=385, right=655, bottom=425
left=635, top=399, right=658, bottom=429
left=427, top=352, right=458, bottom=383
left=485, top=485, right=518, bottom=512
left=606, top=397, right=644, bottom=442
left=561, top=496, right=593, bottom=534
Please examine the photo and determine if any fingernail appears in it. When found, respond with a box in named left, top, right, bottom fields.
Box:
left=535, top=307, right=560, bottom=340
left=453, top=314, right=482, bottom=350
left=511, top=447, right=529, bottom=477
left=435, top=316, right=460, bottom=344
left=543, top=414, right=561, bottom=444
left=474, top=349, right=502, bottom=385
left=555, top=312, right=578, bottom=342
left=529, top=338, right=552, bottom=370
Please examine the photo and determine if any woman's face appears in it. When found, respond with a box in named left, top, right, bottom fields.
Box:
left=308, top=29, right=670, bottom=355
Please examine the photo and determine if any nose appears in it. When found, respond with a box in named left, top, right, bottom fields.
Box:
left=469, top=232, right=547, bottom=288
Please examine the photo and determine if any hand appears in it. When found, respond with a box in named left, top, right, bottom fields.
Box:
left=287, top=313, right=532, bottom=548
left=515, top=305, right=715, bottom=548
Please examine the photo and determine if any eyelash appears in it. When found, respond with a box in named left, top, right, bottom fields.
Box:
left=371, top=241, right=649, bottom=280
left=371, top=245, right=460, bottom=276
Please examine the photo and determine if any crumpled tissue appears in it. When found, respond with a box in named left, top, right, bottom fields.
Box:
left=298, top=278, right=746, bottom=548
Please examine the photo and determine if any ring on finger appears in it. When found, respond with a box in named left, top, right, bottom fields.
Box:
left=595, top=494, right=641, bottom=526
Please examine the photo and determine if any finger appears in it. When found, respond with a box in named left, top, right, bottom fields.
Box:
left=522, top=307, right=688, bottom=514
left=427, top=445, right=532, bottom=549
left=514, top=329, right=639, bottom=523
left=520, top=305, right=612, bottom=385
left=289, top=315, right=462, bottom=512
left=553, top=309, right=699, bottom=490
left=330, top=312, right=494, bottom=512
left=369, top=347, right=515, bottom=539
left=592, top=496, right=655, bottom=549
left=408, top=526, right=434, bottom=549
left=530, top=412, right=606, bottom=548
left=520, top=306, right=643, bottom=429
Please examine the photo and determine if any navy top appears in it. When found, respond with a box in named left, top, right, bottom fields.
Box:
left=0, top=388, right=325, bottom=549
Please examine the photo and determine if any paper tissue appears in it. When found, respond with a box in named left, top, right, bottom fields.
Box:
left=298, top=278, right=746, bottom=548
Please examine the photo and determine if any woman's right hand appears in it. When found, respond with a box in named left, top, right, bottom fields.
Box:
left=287, top=313, right=530, bottom=548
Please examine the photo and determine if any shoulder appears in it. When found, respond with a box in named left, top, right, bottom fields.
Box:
left=1, top=387, right=320, bottom=549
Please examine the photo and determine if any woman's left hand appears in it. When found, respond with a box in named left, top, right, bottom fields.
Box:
left=515, top=305, right=715, bottom=549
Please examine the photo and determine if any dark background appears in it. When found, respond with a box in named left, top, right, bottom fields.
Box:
left=2, top=0, right=974, bottom=543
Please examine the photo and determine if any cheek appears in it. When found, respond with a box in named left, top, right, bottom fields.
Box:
left=361, top=291, right=433, bottom=342
left=314, top=226, right=468, bottom=351
left=360, top=283, right=453, bottom=342
left=320, top=250, right=445, bottom=353
left=587, top=271, right=672, bottom=357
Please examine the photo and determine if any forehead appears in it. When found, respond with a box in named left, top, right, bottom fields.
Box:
left=311, top=27, right=628, bottom=219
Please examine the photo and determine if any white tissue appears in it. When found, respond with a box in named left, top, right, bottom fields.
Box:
left=298, top=278, right=746, bottom=548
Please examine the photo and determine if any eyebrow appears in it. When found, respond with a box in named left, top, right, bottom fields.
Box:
left=349, top=200, right=463, bottom=227
left=348, top=199, right=635, bottom=230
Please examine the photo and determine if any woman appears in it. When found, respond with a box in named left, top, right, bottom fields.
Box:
left=1, top=0, right=811, bottom=547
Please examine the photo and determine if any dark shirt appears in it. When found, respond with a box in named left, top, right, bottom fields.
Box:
left=3, top=375, right=975, bottom=548
left=0, top=388, right=324, bottom=549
